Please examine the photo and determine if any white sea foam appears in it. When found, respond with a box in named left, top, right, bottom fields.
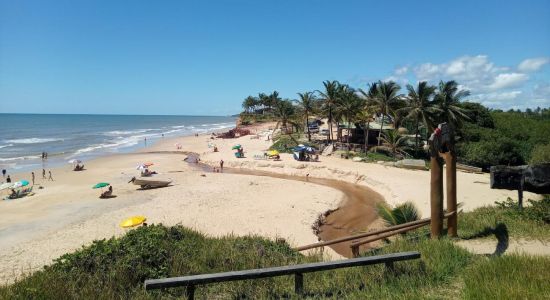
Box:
left=0, top=155, right=41, bottom=162
left=4, top=138, right=63, bottom=144
left=0, top=144, right=13, bottom=149
left=104, top=129, right=155, bottom=136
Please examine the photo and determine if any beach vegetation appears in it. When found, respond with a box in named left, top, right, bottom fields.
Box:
left=371, top=130, right=412, bottom=159
left=377, top=201, right=421, bottom=226
left=4, top=222, right=549, bottom=299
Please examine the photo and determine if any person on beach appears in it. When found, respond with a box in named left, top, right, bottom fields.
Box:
left=48, top=170, right=53, bottom=181
left=31, top=172, right=35, bottom=185
left=42, top=169, right=46, bottom=179
left=2, top=169, right=5, bottom=178
left=144, top=137, right=147, bottom=146
left=220, top=159, right=224, bottom=170
left=6, top=175, right=11, bottom=183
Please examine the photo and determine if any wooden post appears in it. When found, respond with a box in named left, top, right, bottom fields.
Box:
left=186, top=285, right=195, bottom=300
left=295, top=273, right=303, bottom=294
left=446, top=151, right=457, bottom=237
left=430, top=156, right=444, bottom=238
left=518, top=174, right=524, bottom=209
left=351, top=244, right=359, bottom=258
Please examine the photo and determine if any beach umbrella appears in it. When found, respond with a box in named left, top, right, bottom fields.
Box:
left=12, top=180, right=29, bottom=189
left=120, top=215, right=147, bottom=228
left=0, top=182, right=14, bottom=191
left=144, top=162, right=154, bottom=167
left=305, top=147, right=315, bottom=154
left=267, top=150, right=279, bottom=157
left=232, top=144, right=241, bottom=150
left=68, top=159, right=82, bottom=164
left=92, top=182, right=110, bottom=189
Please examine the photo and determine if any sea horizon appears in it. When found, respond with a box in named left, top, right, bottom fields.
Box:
left=0, top=113, right=236, bottom=173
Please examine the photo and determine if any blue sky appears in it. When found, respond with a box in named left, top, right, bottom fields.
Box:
left=1, top=0, right=549, bottom=115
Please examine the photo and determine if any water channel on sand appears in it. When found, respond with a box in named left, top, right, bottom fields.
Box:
left=182, top=152, right=385, bottom=257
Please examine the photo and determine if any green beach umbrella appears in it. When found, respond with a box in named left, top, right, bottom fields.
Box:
left=93, top=182, right=110, bottom=189
left=232, top=144, right=241, bottom=150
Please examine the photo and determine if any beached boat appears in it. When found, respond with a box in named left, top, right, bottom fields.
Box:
left=129, top=177, right=172, bottom=189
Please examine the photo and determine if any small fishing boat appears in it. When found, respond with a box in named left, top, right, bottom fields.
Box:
left=129, top=177, right=172, bottom=189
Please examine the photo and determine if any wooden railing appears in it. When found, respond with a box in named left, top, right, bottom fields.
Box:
left=144, top=251, right=421, bottom=299
left=295, top=211, right=456, bottom=255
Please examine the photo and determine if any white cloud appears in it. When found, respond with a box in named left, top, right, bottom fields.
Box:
left=394, top=66, right=408, bottom=76
left=383, top=55, right=550, bottom=109
left=518, top=57, right=549, bottom=72
left=487, top=73, right=528, bottom=90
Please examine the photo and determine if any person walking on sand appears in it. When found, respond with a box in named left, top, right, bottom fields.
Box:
left=220, top=159, right=224, bottom=170
left=2, top=169, right=5, bottom=178
left=31, top=172, right=35, bottom=185
left=42, top=169, right=46, bottom=179
left=48, top=170, right=53, bottom=181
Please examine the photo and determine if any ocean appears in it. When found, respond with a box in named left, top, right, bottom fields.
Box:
left=0, top=114, right=236, bottom=172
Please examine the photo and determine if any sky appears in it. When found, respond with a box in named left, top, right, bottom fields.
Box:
left=1, top=0, right=549, bottom=115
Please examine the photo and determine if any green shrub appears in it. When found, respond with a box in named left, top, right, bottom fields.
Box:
left=530, top=143, right=550, bottom=164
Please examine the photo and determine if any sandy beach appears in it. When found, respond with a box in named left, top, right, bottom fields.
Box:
left=0, top=123, right=539, bottom=283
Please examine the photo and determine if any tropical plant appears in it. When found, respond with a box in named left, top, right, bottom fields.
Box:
left=433, top=80, right=470, bottom=130
left=242, top=96, right=257, bottom=113
left=376, top=202, right=420, bottom=226
left=295, top=91, right=317, bottom=141
left=336, top=85, right=364, bottom=146
left=317, top=80, right=341, bottom=143
left=272, top=99, right=300, bottom=144
left=372, top=130, right=411, bottom=158
left=373, top=81, right=402, bottom=146
left=400, top=81, right=438, bottom=151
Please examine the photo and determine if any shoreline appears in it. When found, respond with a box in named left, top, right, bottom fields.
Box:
left=0, top=122, right=539, bottom=284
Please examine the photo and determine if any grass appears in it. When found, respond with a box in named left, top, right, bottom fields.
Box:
left=2, top=198, right=549, bottom=299
left=457, top=196, right=550, bottom=240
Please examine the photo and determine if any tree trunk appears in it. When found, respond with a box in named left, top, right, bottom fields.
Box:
left=366, top=120, right=370, bottom=152
left=306, top=111, right=311, bottom=141
left=378, top=114, right=385, bottom=147
left=415, top=118, right=420, bottom=154
left=328, top=105, right=333, bottom=144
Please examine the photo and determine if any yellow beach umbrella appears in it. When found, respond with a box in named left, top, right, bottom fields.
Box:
left=120, top=216, right=147, bottom=228
left=267, top=150, right=279, bottom=156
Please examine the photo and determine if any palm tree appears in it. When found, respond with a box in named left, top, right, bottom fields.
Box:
left=400, top=81, right=438, bottom=152
left=242, top=96, right=257, bottom=113
left=373, top=81, right=402, bottom=146
left=434, top=80, right=470, bottom=130
left=358, top=82, right=379, bottom=151
left=295, top=91, right=317, bottom=141
left=272, top=99, right=300, bottom=144
left=372, top=130, right=411, bottom=158
left=337, top=85, right=364, bottom=146
left=317, top=80, right=341, bottom=143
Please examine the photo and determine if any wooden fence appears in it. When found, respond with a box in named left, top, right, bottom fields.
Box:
left=144, top=251, right=421, bottom=299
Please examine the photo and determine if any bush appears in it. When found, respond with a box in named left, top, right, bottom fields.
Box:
left=530, top=143, right=550, bottom=164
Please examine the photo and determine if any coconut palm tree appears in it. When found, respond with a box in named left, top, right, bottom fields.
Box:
left=373, top=81, right=402, bottom=146
left=272, top=99, right=300, bottom=144
left=372, top=129, right=411, bottom=158
left=434, top=80, right=470, bottom=130
left=295, top=91, right=317, bottom=141
left=317, top=80, right=341, bottom=143
left=400, top=81, right=438, bottom=152
left=242, top=96, right=257, bottom=113
left=336, top=85, right=364, bottom=146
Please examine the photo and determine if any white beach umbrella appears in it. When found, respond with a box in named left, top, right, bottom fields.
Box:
left=68, top=159, right=82, bottom=164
